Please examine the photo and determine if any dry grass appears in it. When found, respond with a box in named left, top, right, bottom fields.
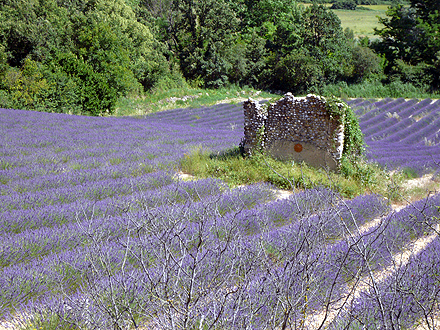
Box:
left=400, top=174, right=440, bottom=205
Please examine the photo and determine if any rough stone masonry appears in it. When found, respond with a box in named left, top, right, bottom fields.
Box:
left=243, top=93, right=345, bottom=171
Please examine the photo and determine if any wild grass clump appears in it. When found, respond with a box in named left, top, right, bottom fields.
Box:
left=180, top=146, right=399, bottom=199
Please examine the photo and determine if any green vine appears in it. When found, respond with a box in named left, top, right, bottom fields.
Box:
left=255, top=124, right=266, bottom=154
left=259, top=95, right=282, bottom=113
left=325, top=95, right=347, bottom=119
left=325, top=95, right=365, bottom=159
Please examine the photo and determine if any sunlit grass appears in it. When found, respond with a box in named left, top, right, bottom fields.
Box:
left=114, top=85, right=277, bottom=117
left=335, top=7, right=388, bottom=39
left=299, top=3, right=391, bottom=40
left=179, top=146, right=402, bottom=200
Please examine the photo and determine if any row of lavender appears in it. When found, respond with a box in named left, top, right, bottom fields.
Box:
left=0, top=106, right=380, bottom=326
left=1, top=106, right=439, bottom=329
left=331, top=234, right=440, bottom=329
left=348, top=98, right=440, bottom=175
left=0, top=107, right=242, bottom=324
left=6, top=185, right=439, bottom=329
left=147, top=97, right=440, bottom=175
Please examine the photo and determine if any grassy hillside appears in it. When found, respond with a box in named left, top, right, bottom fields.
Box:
left=335, top=5, right=389, bottom=39
left=301, top=3, right=389, bottom=39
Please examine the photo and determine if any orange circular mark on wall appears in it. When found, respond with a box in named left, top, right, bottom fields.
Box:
left=294, top=143, right=303, bottom=152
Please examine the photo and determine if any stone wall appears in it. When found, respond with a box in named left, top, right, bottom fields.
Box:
left=243, top=93, right=345, bottom=170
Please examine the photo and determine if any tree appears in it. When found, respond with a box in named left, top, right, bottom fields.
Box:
left=303, top=3, right=351, bottom=82
left=350, top=45, right=383, bottom=82
left=0, top=0, right=71, bottom=66
left=373, top=5, right=421, bottom=66
left=330, top=0, right=357, bottom=10
left=266, top=4, right=352, bottom=93
left=373, top=0, right=440, bottom=89
left=0, top=0, right=172, bottom=114
left=0, top=45, right=7, bottom=83
left=164, top=0, right=241, bottom=87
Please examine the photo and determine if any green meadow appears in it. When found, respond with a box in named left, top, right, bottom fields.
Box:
left=334, top=5, right=389, bottom=39
left=301, top=3, right=390, bottom=39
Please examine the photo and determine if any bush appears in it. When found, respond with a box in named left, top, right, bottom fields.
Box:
left=41, top=64, right=84, bottom=114
left=392, top=59, right=434, bottom=89
left=350, top=45, right=383, bottom=82
left=319, top=79, right=438, bottom=99
left=270, top=49, right=323, bottom=93
left=54, top=52, right=126, bottom=116
left=331, top=0, right=357, bottom=10
left=0, top=45, right=7, bottom=85
left=0, top=51, right=139, bottom=115
left=1, top=58, right=51, bottom=111
left=356, top=0, right=378, bottom=4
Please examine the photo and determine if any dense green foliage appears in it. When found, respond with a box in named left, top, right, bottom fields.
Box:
left=325, top=96, right=365, bottom=159
left=329, top=0, right=382, bottom=9
left=0, top=0, right=438, bottom=114
left=330, top=0, right=357, bottom=10
left=305, top=0, right=381, bottom=3
left=0, top=0, right=173, bottom=114
left=372, top=0, right=440, bottom=91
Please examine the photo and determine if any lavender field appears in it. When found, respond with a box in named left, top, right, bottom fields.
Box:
left=147, top=97, right=440, bottom=175
left=0, top=98, right=439, bottom=329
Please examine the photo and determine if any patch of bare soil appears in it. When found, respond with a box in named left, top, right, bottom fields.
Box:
left=404, top=174, right=437, bottom=190
left=0, top=314, right=29, bottom=330
left=214, top=96, right=267, bottom=105
left=414, top=310, right=440, bottom=330
left=173, top=171, right=195, bottom=181
left=392, top=173, right=440, bottom=211
left=273, top=188, right=293, bottom=200
left=162, top=93, right=203, bottom=104
left=213, top=90, right=269, bottom=105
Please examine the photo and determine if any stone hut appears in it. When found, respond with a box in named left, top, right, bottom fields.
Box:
left=243, top=93, right=345, bottom=170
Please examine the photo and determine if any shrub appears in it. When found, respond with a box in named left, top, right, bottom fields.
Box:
left=330, top=0, right=357, bottom=10
left=350, top=45, right=383, bottom=82
left=270, top=49, right=323, bottom=93
left=392, top=59, right=434, bottom=89
left=1, top=58, right=51, bottom=111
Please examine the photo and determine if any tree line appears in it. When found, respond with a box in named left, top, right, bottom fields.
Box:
left=0, top=0, right=438, bottom=115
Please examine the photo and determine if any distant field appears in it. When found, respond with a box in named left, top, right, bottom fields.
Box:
left=301, top=3, right=390, bottom=39
left=334, top=5, right=389, bottom=39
